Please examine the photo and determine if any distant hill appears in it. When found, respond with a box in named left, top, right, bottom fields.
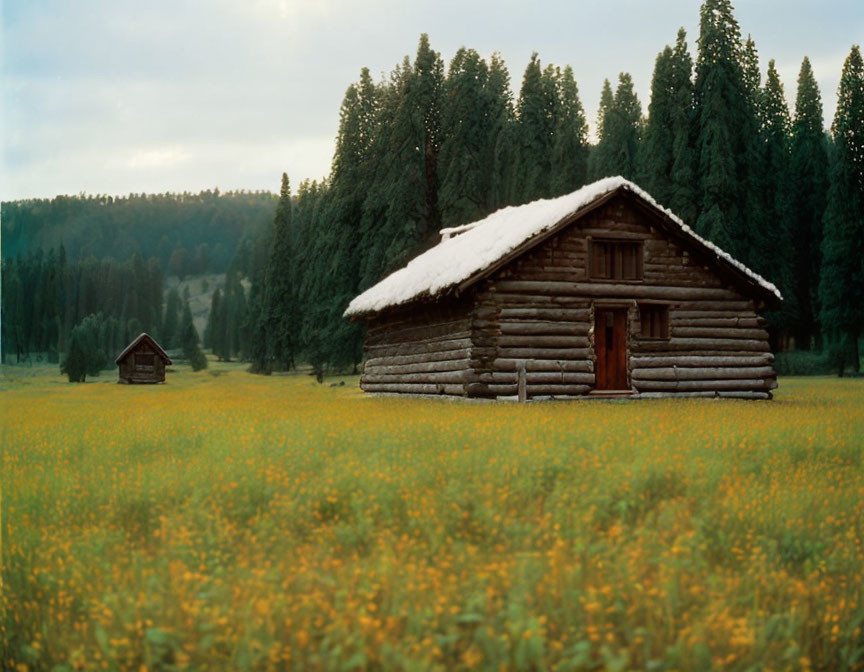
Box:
left=1, top=190, right=276, bottom=276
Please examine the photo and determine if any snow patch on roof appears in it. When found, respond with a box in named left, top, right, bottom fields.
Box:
left=345, top=177, right=781, bottom=317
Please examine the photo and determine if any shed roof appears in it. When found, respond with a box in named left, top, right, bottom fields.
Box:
left=344, top=177, right=782, bottom=318
left=115, top=333, right=173, bottom=365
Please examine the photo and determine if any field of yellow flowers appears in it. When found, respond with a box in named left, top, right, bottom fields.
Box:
left=2, top=362, right=863, bottom=671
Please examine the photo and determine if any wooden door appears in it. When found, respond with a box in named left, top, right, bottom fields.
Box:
left=594, top=308, right=628, bottom=390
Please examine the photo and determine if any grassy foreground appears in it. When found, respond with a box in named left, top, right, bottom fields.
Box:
left=2, top=364, right=863, bottom=671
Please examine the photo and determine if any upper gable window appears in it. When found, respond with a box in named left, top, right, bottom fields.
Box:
left=589, top=240, right=643, bottom=281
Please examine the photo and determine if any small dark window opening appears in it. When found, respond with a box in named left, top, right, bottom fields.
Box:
left=590, top=240, right=642, bottom=280
left=135, top=353, right=155, bottom=371
left=640, top=305, right=669, bottom=339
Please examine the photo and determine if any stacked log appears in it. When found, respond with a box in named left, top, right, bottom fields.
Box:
left=361, top=299, right=476, bottom=395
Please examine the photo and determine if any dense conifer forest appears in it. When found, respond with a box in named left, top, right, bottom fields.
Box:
left=2, top=0, right=862, bottom=376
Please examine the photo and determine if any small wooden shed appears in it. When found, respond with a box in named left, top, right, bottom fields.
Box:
left=115, top=333, right=172, bottom=384
left=344, top=177, right=782, bottom=400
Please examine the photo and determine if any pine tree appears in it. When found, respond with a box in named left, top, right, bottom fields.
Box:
left=668, top=29, right=699, bottom=225
left=162, top=288, right=181, bottom=349
left=362, top=36, right=443, bottom=283
left=741, top=37, right=771, bottom=276
left=60, top=325, right=89, bottom=382
left=693, top=0, right=751, bottom=257
left=255, top=172, right=297, bottom=373
left=550, top=65, right=589, bottom=196
left=608, top=73, right=643, bottom=179
left=511, top=53, right=550, bottom=203
left=758, top=60, right=794, bottom=323
left=640, top=29, right=697, bottom=220
left=439, top=48, right=492, bottom=226
left=207, top=288, right=224, bottom=356
left=789, top=57, right=829, bottom=349
left=591, top=75, right=641, bottom=180
left=589, top=79, right=616, bottom=180
left=639, top=45, right=677, bottom=201
left=488, top=53, right=516, bottom=210
left=181, top=300, right=208, bottom=371
left=820, top=45, right=864, bottom=375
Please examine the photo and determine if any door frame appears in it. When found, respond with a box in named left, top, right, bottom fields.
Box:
left=592, top=302, right=632, bottom=392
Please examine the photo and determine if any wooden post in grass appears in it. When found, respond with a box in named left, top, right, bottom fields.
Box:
left=517, top=361, right=527, bottom=403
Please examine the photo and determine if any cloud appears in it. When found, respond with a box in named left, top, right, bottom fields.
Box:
left=2, top=0, right=862, bottom=200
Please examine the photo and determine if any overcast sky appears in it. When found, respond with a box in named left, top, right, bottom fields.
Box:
left=2, top=0, right=862, bottom=201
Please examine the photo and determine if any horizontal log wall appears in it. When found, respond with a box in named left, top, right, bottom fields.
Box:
left=465, top=197, right=777, bottom=399
left=361, top=296, right=476, bottom=395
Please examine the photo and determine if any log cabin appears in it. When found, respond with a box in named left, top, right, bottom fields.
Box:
left=116, top=333, right=172, bottom=384
left=345, top=177, right=782, bottom=400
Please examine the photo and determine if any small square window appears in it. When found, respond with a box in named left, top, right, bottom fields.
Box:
left=590, top=240, right=643, bottom=280
left=640, top=305, right=669, bottom=339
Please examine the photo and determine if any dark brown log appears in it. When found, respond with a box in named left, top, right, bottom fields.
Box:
left=670, top=317, right=762, bottom=328
left=362, top=371, right=471, bottom=384
left=630, top=354, right=774, bottom=368
left=717, top=391, right=773, bottom=399
left=478, top=371, right=594, bottom=384
left=361, top=383, right=465, bottom=395
left=672, top=327, right=768, bottom=340
left=364, top=359, right=469, bottom=375
left=498, top=335, right=590, bottom=348
left=492, top=358, right=594, bottom=373
left=499, top=321, right=588, bottom=336
left=496, top=347, right=592, bottom=360
left=493, top=280, right=740, bottom=301
left=364, top=336, right=472, bottom=357
left=498, top=308, right=590, bottom=320
left=636, top=391, right=771, bottom=400
left=364, top=348, right=471, bottom=368
left=485, top=383, right=592, bottom=396
left=633, top=378, right=773, bottom=392
left=631, top=338, right=771, bottom=352
left=671, top=302, right=754, bottom=313
left=631, top=366, right=776, bottom=381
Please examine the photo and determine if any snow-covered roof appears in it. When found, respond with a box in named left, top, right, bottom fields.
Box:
left=344, top=176, right=781, bottom=317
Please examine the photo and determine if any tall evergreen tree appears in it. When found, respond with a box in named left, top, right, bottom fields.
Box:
left=820, top=45, right=864, bottom=374
left=639, top=45, right=677, bottom=201
left=511, top=53, right=556, bottom=203
left=740, top=37, right=772, bottom=276
left=162, top=287, right=182, bottom=349
left=181, top=300, right=208, bottom=371
left=668, top=29, right=699, bottom=225
left=550, top=65, right=589, bottom=196
left=487, top=54, right=516, bottom=210
left=591, top=74, right=642, bottom=180
left=789, top=57, right=829, bottom=348
left=360, top=35, right=444, bottom=285
left=758, top=59, right=794, bottom=320
left=438, top=48, right=493, bottom=227
left=588, top=79, right=615, bottom=180
left=60, top=325, right=89, bottom=382
left=639, top=28, right=697, bottom=222
left=253, top=173, right=297, bottom=373
left=206, top=288, right=224, bottom=356
left=693, top=0, right=752, bottom=258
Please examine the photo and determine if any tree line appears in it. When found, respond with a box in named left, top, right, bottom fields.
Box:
left=1, top=248, right=209, bottom=378
left=1, top=189, right=276, bottom=278
left=242, top=0, right=863, bottom=377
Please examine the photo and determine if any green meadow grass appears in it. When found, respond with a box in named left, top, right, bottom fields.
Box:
left=2, top=362, right=863, bottom=671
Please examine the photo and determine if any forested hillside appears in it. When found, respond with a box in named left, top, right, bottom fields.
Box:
left=1, top=190, right=276, bottom=277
